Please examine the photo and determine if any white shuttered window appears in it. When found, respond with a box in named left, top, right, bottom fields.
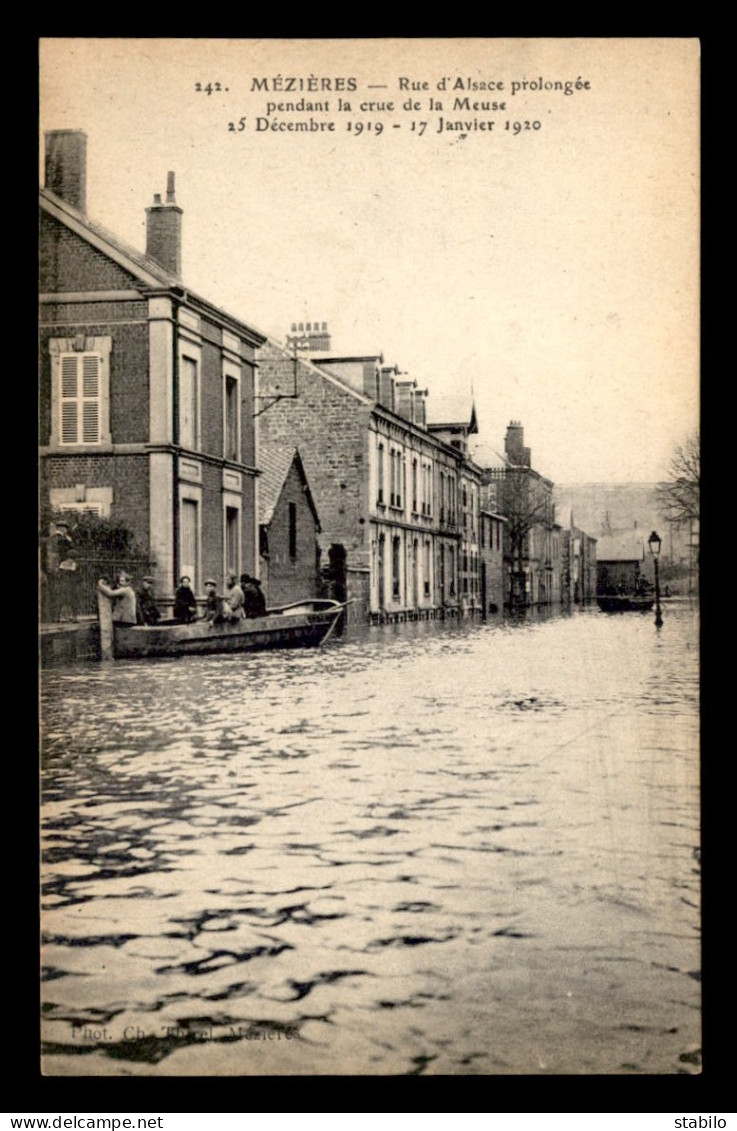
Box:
left=60, top=353, right=102, bottom=445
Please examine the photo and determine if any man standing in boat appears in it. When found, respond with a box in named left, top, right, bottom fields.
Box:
left=97, top=571, right=138, bottom=627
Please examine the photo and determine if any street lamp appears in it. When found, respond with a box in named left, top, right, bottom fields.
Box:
left=648, top=530, right=663, bottom=627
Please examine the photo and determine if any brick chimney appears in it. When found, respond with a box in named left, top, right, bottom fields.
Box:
left=413, top=388, right=427, bottom=428
left=44, top=130, right=87, bottom=213
left=395, top=379, right=416, bottom=423
left=505, top=420, right=531, bottom=467
left=379, top=366, right=396, bottom=412
left=146, top=172, right=182, bottom=277
left=285, top=321, right=332, bottom=352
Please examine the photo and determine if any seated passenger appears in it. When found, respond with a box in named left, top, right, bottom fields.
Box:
left=241, top=574, right=265, bottom=618
left=204, top=579, right=221, bottom=622
left=174, top=575, right=198, bottom=624
left=137, top=575, right=162, bottom=625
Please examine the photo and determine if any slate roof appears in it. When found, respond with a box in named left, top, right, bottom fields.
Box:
left=258, top=447, right=320, bottom=529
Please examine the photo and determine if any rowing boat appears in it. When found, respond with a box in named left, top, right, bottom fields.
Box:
left=596, top=594, right=655, bottom=613
left=99, top=598, right=349, bottom=660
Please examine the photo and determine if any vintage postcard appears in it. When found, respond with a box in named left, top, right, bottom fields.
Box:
left=39, top=38, right=700, bottom=1078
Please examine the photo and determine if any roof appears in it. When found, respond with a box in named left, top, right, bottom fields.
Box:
left=556, top=504, right=574, bottom=529
left=40, top=186, right=266, bottom=347
left=468, top=439, right=509, bottom=469
left=258, top=447, right=320, bottom=529
left=596, top=534, right=646, bottom=562
left=310, top=353, right=384, bottom=365
left=425, top=394, right=478, bottom=432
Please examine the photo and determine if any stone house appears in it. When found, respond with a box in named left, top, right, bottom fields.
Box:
left=257, top=325, right=490, bottom=623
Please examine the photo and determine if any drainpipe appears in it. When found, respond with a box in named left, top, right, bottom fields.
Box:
left=172, top=302, right=180, bottom=590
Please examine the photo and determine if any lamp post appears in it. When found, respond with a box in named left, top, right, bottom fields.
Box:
left=648, top=530, right=663, bottom=627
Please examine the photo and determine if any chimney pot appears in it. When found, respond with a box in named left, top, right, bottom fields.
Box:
left=146, top=177, right=183, bottom=276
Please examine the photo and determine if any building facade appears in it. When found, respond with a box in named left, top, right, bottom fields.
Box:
left=558, top=506, right=598, bottom=604
left=39, top=131, right=265, bottom=614
left=257, top=325, right=495, bottom=623
left=479, top=501, right=507, bottom=614
left=478, top=422, right=557, bottom=608
left=596, top=534, right=646, bottom=594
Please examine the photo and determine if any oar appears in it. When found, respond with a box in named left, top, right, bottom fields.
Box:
left=318, top=599, right=355, bottom=646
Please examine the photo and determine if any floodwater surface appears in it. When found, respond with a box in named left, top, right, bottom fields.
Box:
left=40, top=604, right=701, bottom=1075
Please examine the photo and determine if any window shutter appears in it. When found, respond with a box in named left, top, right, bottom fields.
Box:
left=59, top=353, right=101, bottom=444
left=60, top=357, right=79, bottom=443
left=82, top=355, right=101, bottom=443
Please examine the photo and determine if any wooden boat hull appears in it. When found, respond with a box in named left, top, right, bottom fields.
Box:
left=112, top=600, right=346, bottom=659
left=596, top=595, right=655, bottom=613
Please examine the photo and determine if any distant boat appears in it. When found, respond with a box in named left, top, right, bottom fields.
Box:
left=596, top=593, right=655, bottom=613
left=102, top=599, right=350, bottom=660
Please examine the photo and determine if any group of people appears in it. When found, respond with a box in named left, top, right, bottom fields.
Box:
left=97, top=571, right=266, bottom=627
left=206, top=573, right=267, bottom=623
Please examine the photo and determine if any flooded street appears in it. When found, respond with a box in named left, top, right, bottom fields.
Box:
left=40, top=603, right=700, bottom=1076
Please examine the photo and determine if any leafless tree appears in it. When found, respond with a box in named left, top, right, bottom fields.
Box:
left=500, top=469, right=553, bottom=605
left=655, top=431, right=700, bottom=525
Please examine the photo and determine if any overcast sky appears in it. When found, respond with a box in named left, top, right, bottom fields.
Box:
left=39, top=38, right=700, bottom=484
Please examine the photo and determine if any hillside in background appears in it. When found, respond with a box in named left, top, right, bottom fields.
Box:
left=554, top=483, right=693, bottom=568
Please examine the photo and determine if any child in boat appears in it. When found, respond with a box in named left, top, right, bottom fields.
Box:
left=173, top=575, right=198, bottom=623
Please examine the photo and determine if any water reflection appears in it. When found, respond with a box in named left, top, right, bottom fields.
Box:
left=41, top=603, right=700, bottom=1075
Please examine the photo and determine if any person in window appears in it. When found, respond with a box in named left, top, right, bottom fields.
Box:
left=98, top=571, right=138, bottom=627
left=173, top=575, right=197, bottom=624
left=137, top=575, right=162, bottom=625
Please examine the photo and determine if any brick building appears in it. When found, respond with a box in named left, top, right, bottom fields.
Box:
left=257, top=324, right=494, bottom=623
left=258, top=447, right=321, bottom=607
left=39, top=130, right=265, bottom=613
